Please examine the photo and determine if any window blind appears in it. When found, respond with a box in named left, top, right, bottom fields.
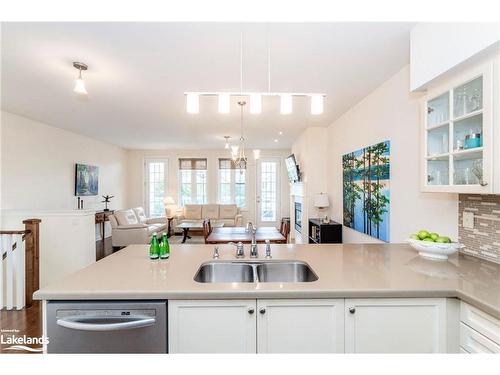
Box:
left=179, top=158, right=207, bottom=170
left=218, top=158, right=247, bottom=170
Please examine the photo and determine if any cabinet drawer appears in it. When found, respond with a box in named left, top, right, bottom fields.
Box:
left=460, top=302, right=500, bottom=344
left=460, top=322, right=500, bottom=353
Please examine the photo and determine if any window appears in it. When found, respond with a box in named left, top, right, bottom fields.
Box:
left=260, top=160, right=278, bottom=222
left=178, top=158, right=207, bottom=205
left=218, top=159, right=246, bottom=208
left=144, top=159, right=168, bottom=217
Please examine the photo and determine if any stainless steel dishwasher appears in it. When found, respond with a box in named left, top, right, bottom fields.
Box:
left=46, top=301, right=167, bottom=353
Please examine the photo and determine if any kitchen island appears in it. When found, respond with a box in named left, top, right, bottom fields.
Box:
left=34, top=243, right=500, bottom=353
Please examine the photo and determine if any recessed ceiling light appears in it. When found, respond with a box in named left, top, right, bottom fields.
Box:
left=279, top=131, right=283, bottom=135
left=274, top=139, right=278, bottom=143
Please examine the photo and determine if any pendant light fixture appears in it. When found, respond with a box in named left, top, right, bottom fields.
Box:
left=184, top=25, right=325, bottom=115
left=224, top=136, right=231, bottom=149
left=186, top=93, right=199, bottom=113
left=73, top=62, right=88, bottom=95
left=233, top=100, right=248, bottom=170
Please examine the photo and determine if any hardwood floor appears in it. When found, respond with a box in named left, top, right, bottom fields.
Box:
left=96, top=236, right=114, bottom=261
left=0, top=239, right=116, bottom=354
left=0, top=301, right=42, bottom=354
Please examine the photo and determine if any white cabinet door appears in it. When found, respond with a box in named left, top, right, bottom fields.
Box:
left=168, top=300, right=256, bottom=353
left=345, top=298, right=446, bottom=353
left=257, top=299, right=344, bottom=353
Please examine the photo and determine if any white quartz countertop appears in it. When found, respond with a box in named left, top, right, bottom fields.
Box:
left=34, top=243, right=500, bottom=319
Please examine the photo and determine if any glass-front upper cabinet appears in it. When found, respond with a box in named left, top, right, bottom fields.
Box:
left=421, top=58, right=497, bottom=194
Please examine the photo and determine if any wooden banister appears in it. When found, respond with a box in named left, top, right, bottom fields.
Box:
left=23, top=219, right=41, bottom=307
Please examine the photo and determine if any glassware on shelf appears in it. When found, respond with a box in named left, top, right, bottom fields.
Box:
left=472, top=159, right=483, bottom=185
left=453, top=76, right=483, bottom=119
left=469, top=88, right=482, bottom=112
left=427, top=126, right=449, bottom=156
left=464, top=128, right=482, bottom=149
left=427, top=92, right=449, bottom=127
left=427, top=159, right=449, bottom=185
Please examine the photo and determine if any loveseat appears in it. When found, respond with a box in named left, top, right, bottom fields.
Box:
left=109, top=207, right=168, bottom=247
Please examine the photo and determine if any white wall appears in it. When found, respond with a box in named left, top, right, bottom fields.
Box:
left=1, top=111, right=128, bottom=212
left=291, top=127, right=329, bottom=241
left=327, top=65, right=458, bottom=243
left=410, top=22, right=500, bottom=91
left=127, top=149, right=291, bottom=225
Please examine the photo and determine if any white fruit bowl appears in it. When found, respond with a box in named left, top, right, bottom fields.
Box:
left=406, top=239, right=464, bottom=260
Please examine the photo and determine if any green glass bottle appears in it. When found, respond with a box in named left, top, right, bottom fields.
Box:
left=149, top=233, right=160, bottom=260
left=160, top=233, right=170, bottom=259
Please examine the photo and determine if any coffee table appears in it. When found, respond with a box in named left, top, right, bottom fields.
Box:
left=175, top=222, right=224, bottom=243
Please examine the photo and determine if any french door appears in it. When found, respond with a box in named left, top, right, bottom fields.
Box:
left=257, top=158, right=281, bottom=228
left=144, top=158, right=168, bottom=217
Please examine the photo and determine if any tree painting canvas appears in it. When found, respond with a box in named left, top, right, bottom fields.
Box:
left=75, top=163, right=99, bottom=196
left=343, top=141, right=390, bottom=242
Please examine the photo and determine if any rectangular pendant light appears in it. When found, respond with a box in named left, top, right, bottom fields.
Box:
left=218, top=93, right=230, bottom=114
left=249, top=94, right=262, bottom=114
left=311, top=94, right=324, bottom=115
left=280, top=94, right=292, bottom=114
left=186, top=93, right=199, bottom=114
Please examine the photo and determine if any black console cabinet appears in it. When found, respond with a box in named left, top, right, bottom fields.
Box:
left=308, top=219, right=342, bottom=244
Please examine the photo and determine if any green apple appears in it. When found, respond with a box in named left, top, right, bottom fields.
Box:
left=418, top=230, right=430, bottom=240
left=423, top=237, right=435, bottom=242
left=430, top=233, right=439, bottom=241
left=436, top=236, right=451, bottom=243
left=410, top=234, right=419, bottom=240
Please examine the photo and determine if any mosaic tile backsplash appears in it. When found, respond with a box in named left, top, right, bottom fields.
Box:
left=459, top=194, right=500, bottom=264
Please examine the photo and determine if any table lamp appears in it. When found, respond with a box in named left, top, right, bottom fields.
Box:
left=314, top=193, right=330, bottom=223
left=163, top=196, right=176, bottom=218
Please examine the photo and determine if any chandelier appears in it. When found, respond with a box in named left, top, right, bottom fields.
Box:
left=231, top=100, right=248, bottom=170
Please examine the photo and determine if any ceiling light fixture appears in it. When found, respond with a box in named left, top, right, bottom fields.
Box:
left=224, top=136, right=231, bottom=149
left=280, top=95, right=292, bottom=114
left=311, top=94, right=324, bottom=115
left=186, top=93, right=199, bottom=113
left=250, top=93, right=262, bottom=114
left=184, top=26, right=325, bottom=115
left=218, top=93, right=230, bottom=114
left=233, top=100, right=248, bottom=170
left=73, top=62, right=88, bottom=95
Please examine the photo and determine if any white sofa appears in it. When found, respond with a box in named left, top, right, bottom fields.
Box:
left=109, top=207, right=168, bottom=247
left=175, top=204, right=243, bottom=229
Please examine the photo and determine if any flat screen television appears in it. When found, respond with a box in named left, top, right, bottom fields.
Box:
left=285, top=154, right=301, bottom=183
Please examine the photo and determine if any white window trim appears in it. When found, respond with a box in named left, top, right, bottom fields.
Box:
left=178, top=168, right=208, bottom=206
left=217, top=167, right=247, bottom=209
left=143, top=157, right=169, bottom=217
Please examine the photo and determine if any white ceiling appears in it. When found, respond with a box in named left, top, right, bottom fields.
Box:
left=1, top=22, right=414, bottom=149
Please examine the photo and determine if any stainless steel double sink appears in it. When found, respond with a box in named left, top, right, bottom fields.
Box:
left=194, top=260, right=318, bottom=283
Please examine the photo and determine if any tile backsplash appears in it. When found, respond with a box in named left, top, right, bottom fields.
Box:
left=459, top=194, right=500, bottom=264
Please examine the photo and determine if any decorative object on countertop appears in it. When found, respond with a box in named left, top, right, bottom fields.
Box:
left=314, top=193, right=330, bottom=223
left=406, top=238, right=463, bottom=261
left=343, top=140, right=390, bottom=242
left=160, top=233, right=170, bottom=259
left=75, top=163, right=99, bottom=196
left=149, top=233, right=160, bottom=260
left=101, top=195, right=114, bottom=211
left=407, top=229, right=461, bottom=260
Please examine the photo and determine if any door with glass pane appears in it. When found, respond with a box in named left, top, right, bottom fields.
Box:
left=257, top=158, right=281, bottom=228
left=422, top=60, right=494, bottom=193
left=144, top=159, right=168, bottom=217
